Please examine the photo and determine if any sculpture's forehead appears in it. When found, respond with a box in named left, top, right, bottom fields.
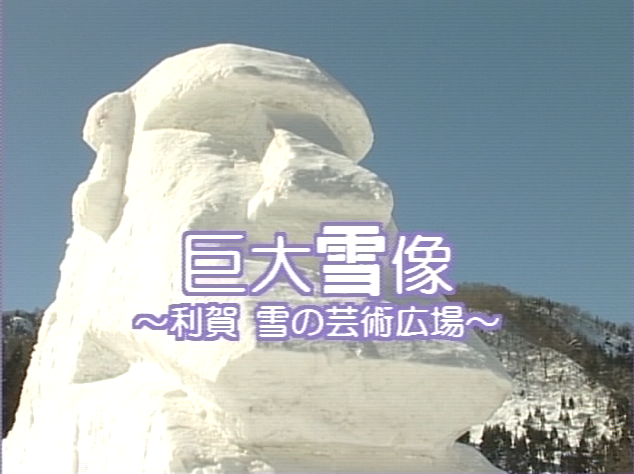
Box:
left=82, top=44, right=373, bottom=161
left=128, top=43, right=342, bottom=106
left=134, top=43, right=318, bottom=84
left=126, top=43, right=374, bottom=162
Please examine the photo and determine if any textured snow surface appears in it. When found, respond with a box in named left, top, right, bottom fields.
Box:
left=3, top=44, right=512, bottom=474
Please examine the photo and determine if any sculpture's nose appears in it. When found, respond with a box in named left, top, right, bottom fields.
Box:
left=246, top=127, right=394, bottom=261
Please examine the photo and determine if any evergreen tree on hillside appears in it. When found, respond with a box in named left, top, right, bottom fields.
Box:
left=479, top=424, right=512, bottom=471
left=591, top=434, right=611, bottom=473
left=581, top=417, right=598, bottom=440
left=573, top=437, right=593, bottom=473
left=508, top=434, right=530, bottom=474
left=541, top=432, right=556, bottom=473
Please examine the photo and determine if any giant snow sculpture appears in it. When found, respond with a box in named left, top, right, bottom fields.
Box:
left=3, top=44, right=512, bottom=473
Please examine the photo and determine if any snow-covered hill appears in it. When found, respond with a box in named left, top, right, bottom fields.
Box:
left=504, top=298, right=632, bottom=357
left=471, top=328, right=613, bottom=446
left=449, top=284, right=632, bottom=473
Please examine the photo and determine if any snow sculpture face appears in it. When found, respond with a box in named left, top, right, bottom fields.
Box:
left=66, top=45, right=407, bottom=401
left=76, top=44, right=394, bottom=251
left=72, top=92, right=135, bottom=241
left=69, top=44, right=398, bottom=386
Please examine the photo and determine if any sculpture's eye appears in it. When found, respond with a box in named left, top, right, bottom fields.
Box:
left=97, top=113, right=108, bottom=127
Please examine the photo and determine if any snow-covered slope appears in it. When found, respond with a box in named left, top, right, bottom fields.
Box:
left=3, top=44, right=513, bottom=474
left=470, top=329, right=613, bottom=446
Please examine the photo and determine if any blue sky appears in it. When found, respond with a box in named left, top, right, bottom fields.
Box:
left=2, top=1, right=632, bottom=324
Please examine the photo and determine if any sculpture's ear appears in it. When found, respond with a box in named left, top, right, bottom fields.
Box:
left=74, top=91, right=135, bottom=242
left=83, top=91, right=135, bottom=152
left=71, top=177, right=125, bottom=241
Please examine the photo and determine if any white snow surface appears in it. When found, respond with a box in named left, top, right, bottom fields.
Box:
left=3, top=44, right=513, bottom=473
